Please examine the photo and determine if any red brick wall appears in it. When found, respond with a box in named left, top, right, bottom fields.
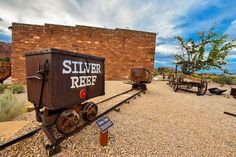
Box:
left=12, top=23, right=156, bottom=84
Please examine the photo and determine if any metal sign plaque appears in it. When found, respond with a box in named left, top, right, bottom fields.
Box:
left=95, top=116, right=113, bottom=133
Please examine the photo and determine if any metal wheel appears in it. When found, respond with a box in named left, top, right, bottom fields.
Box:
left=197, top=79, right=208, bottom=95
left=56, top=110, right=79, bottom=134
left=132, top=84, right=138, bottom=89
left=140, top=83, right=147, bottom=90
left=82, top=102, right=98, bottom=121
left=168, top=76, right=174, bottom=87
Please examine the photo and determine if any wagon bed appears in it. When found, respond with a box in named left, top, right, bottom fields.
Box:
left=172, top=75, right=208, bottom=95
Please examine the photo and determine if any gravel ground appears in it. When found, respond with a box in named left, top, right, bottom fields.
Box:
left=1, top=80, right=236, bottom=156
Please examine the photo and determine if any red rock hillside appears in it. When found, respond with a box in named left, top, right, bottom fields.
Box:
left=0, top=41, right=11, bottom=59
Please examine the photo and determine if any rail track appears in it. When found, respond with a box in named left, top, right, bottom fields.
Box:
left=0, top=89, right=144, bottom=153
left=224, top=111, right=236, bottom=117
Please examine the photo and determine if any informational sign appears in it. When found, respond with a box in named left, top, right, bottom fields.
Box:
left=95, top=116, right=113, bottom=133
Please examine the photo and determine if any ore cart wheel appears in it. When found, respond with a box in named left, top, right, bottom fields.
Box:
left=82, top=102, right=98, bottom=121
left=56, top=110, right=79, bottom=134
left=140, top=83, right=147, bottom=90
left=132, top=84, right=138, bottom=89
left=197, top=79, right=208, bottom=96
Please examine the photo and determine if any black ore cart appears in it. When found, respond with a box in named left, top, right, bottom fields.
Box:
left=25, top=48, right=105, bottom=134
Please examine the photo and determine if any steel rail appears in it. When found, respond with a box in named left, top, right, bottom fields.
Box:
left=0, top=128, right=41, bottom=150
left=224, top=111, right=236, bottom=117
left=0, top=88, right=138, bottom=150
left=56, top=89, right=144, bottom=144
left=96, top=89, right=133, bottom=104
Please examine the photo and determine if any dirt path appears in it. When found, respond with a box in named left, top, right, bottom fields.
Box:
left=1, top=80, right=236, bottom=156
left=0, top=121, right=30, bottom=140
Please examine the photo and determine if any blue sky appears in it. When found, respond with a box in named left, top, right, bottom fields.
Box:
left=0, top=0, right=236, bottom=73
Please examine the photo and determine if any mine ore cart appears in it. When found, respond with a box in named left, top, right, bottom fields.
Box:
left=25, top=48, right=105, bottom=134
left=130, top=68, right=152, bottom=90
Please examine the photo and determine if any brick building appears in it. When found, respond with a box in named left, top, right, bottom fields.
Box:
left=11, top=23, right=156, bottom=84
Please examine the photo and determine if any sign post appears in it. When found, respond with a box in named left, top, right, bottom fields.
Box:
left=100, top=131, right=108, bottom=146
left=95, top=116, right=113, bottom=146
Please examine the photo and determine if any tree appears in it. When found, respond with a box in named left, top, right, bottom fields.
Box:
left=174, top=27, right=236, bottom=75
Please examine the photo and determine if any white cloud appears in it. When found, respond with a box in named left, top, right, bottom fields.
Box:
left=155, top=44, right=181, bottom=55
left=227, top=54, right=236, bottom=60
left=0, top=0, right=219, bottom=38
left=154, top=60, right=172, bottom=67
left=232, top=48, right=236, bottom=52
left=0, top=0, right=153, bottom=35
left=225, top=20, right=236, bottom=38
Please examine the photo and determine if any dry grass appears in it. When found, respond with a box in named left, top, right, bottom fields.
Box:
left=0, top=84, right=25, bottom=94
left=0, top=90, right=27, bottom=121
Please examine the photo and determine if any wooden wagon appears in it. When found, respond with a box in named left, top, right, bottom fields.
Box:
left=172, top=75, right=208, bottom=95
left=168, top=65, right=208, bottom=96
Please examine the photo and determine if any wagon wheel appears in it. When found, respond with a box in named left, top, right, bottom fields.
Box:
left=169, top=76, right=174, bottom=87
left=56, top=110, right=79, bottom=134
left=197, top=79, right=208, bottom=95
left=82, top=102, right=98, bottom=121
left=173, top=76, right=180, bottom=92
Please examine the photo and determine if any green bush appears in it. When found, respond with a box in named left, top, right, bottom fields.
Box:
left=212, top=75, right=236, bottom=85
left=0, top=84, right=25, bottom=94
left=196, top=73, right=203, bottom=77
left=8, top=84, right=25, bottom=94
left=232, top=78, right=236, bottom=85
left=0, top=90, right=26, bottom=121
left=0, top=84, right=8, bottom=93
left=0, top=57, right=10, bottom=62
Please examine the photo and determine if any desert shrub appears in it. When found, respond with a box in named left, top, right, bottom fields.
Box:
left=212, top=75, right=235, bottom=85
left=0, top=84, right=25, bottom=94
left=0, top=85, right=4, bottom=93
left=8, top=84, right=25, bottom=94
left=232, top=78, right=236, bottom=85
left=154, top=70, right=158, bottom=76
left=0, top=84, right=8, bottom=93
left=196, top=73, right=203, bottom=77
left=0, top=57, right=10, bottom=62
left=208, top=75, right=218, bottom=80
left=0, top=90, right=26, bottom=121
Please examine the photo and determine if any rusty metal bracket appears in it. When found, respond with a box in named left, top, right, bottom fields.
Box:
left=37, top=59, right=49, bottom=109
left=26, top=75, right=43, bottom=80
